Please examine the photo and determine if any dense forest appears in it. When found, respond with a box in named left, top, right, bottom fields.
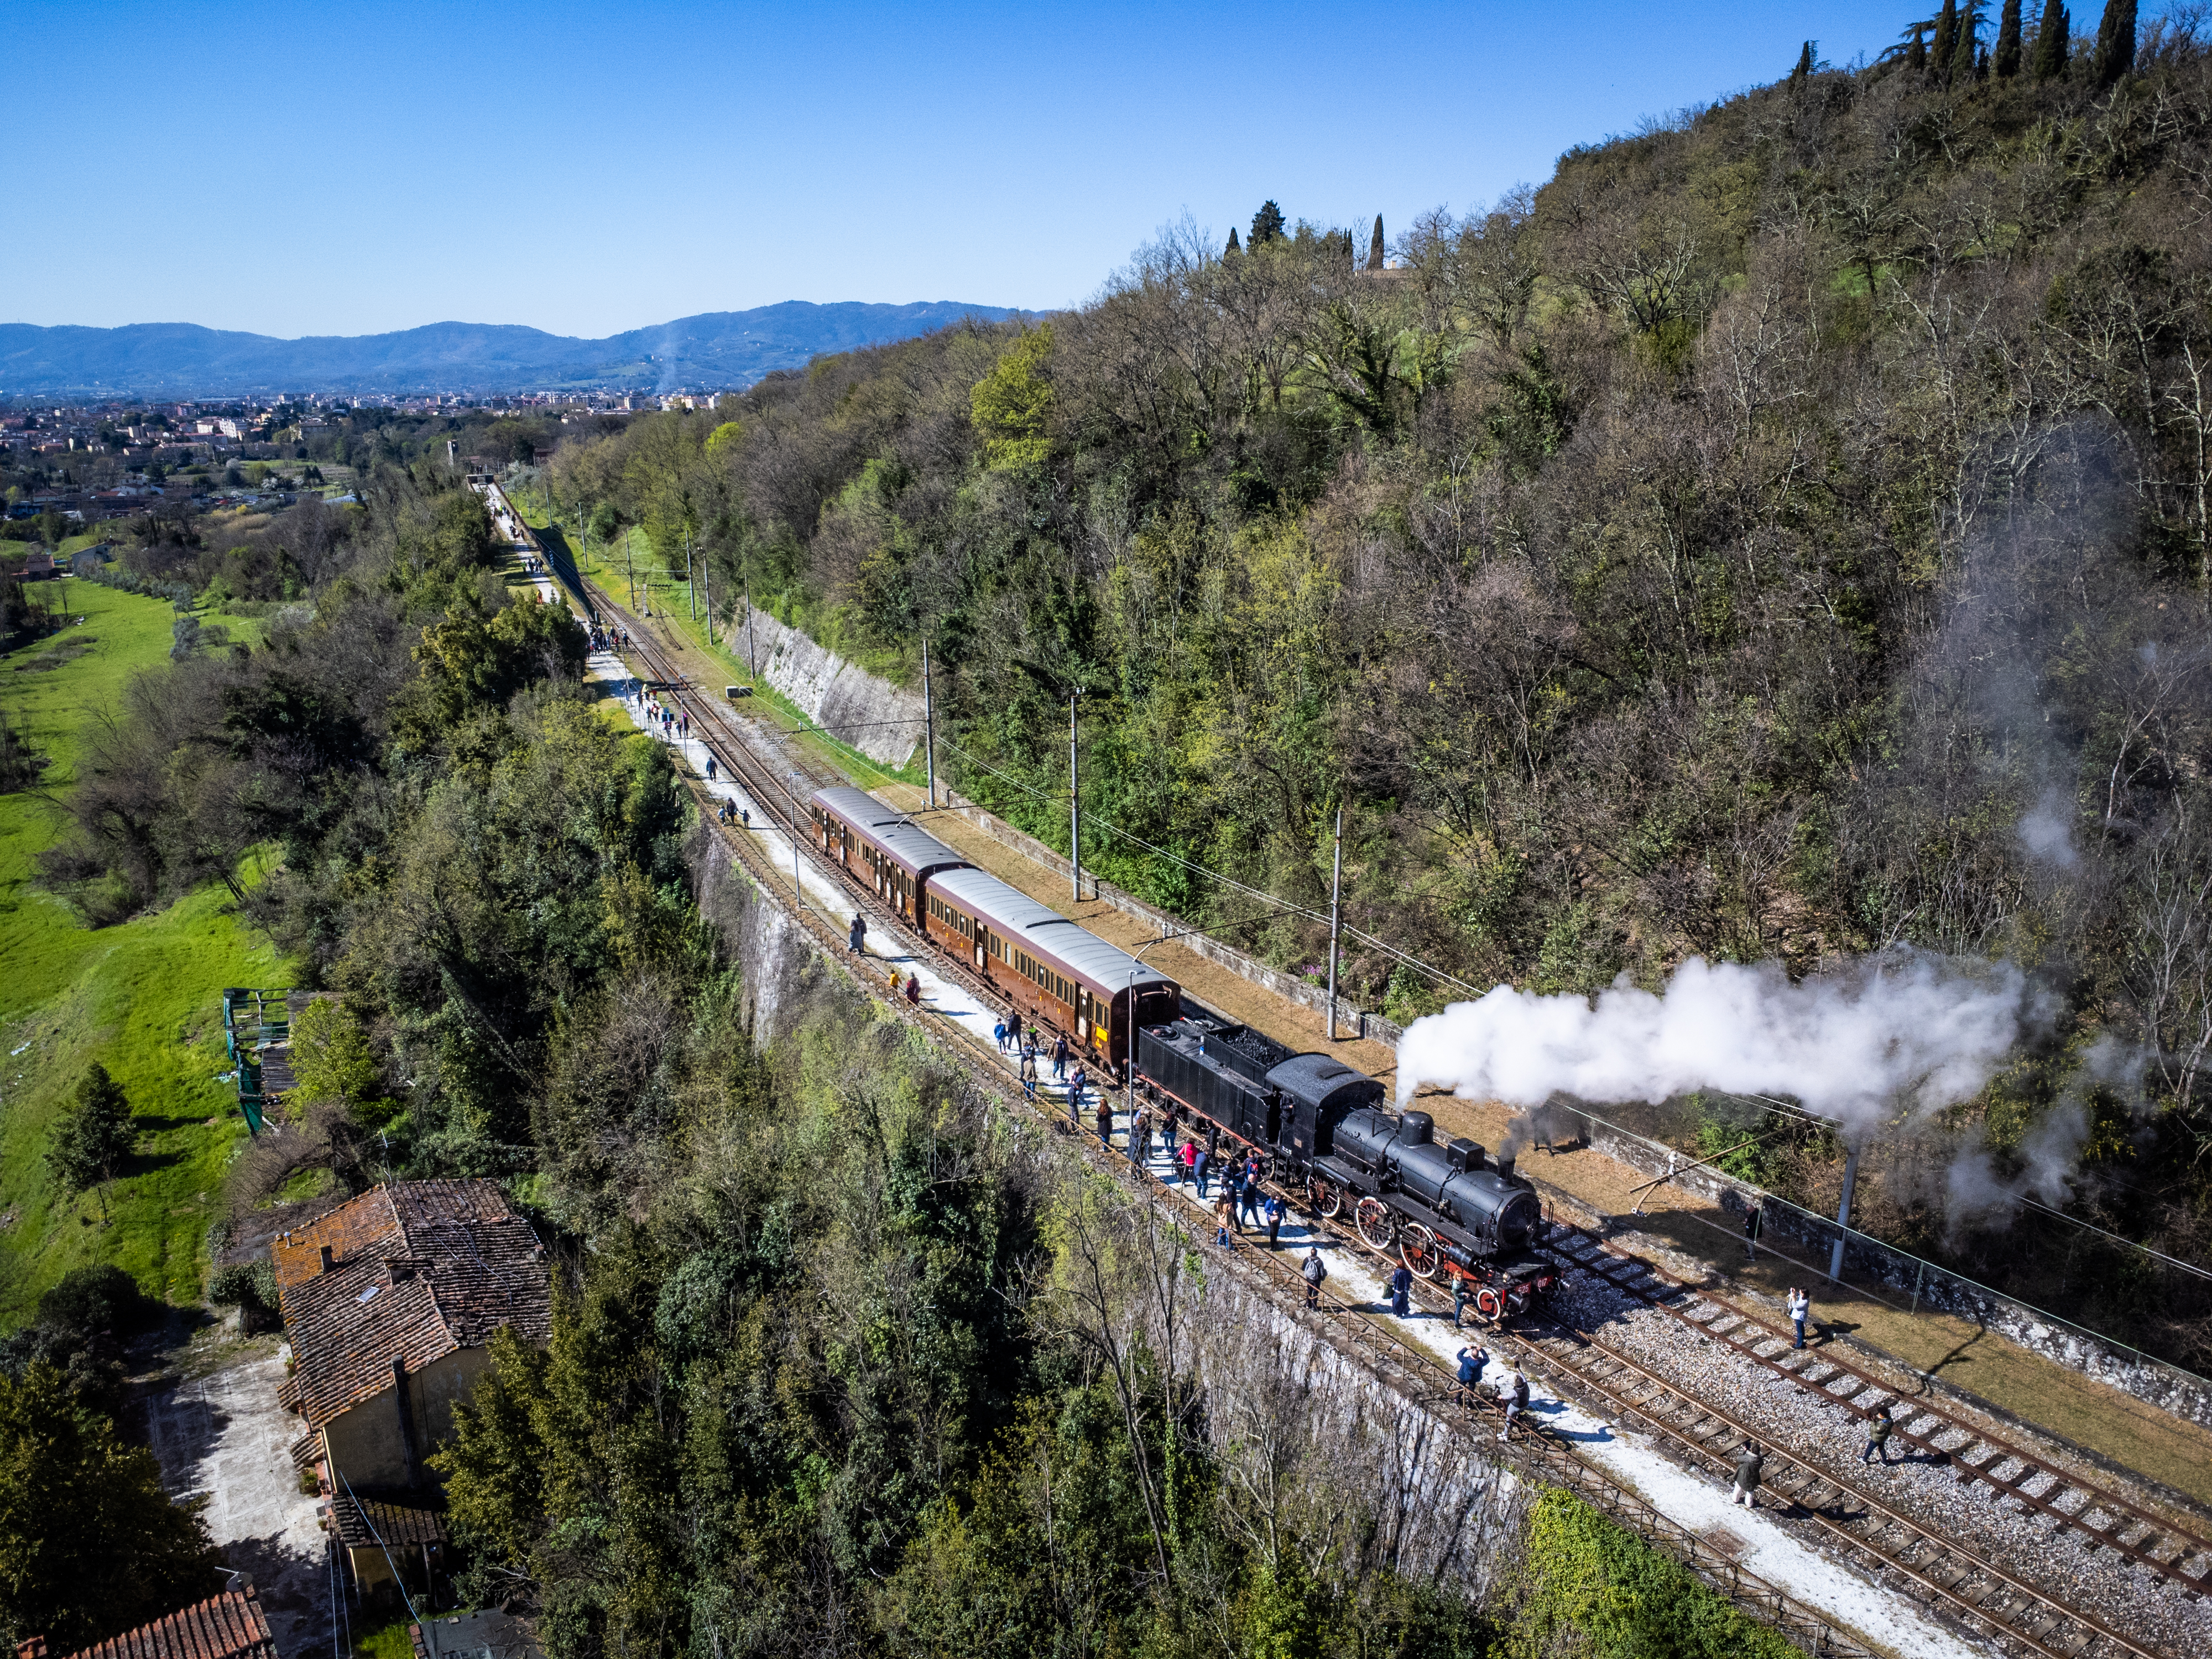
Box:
left=468, top=11, right=2212, bottom=1360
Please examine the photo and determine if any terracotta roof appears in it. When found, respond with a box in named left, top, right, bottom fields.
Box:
left=32, top=1587, right=276, bottom=1659
left=273, top=1181, right=550, bottom=1429
left=333, top=1488, right=449, bottom=1549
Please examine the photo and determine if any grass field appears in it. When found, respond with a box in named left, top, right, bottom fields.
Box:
left=0, top=580, right=289, bottom=1322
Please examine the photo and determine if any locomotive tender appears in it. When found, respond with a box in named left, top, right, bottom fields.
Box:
left=806, top=785, right=1552, bottom=1313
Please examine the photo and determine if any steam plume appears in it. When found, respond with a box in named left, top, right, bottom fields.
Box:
left=1394, top=950, right=2043, bottom=1139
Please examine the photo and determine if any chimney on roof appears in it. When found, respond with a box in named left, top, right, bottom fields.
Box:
left=319, top=1244, right=333, bottom=1273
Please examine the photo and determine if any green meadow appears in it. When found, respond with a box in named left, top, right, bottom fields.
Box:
left=0, top=580, right=286, bottom=1321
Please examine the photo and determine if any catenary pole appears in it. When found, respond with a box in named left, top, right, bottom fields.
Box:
left=923, top=636, right=937, bottom=808
left=1070, top=691, right=1082, bottom=904
left=1326, top=804, right=1344, bottom=1040
left=1829, top=1141, right=1863, bottom=1281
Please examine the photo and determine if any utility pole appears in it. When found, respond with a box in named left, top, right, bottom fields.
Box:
left=1326, top=804, right=1344, bottom=1040
left=922, top=636, right=937, bottom=808
left=1829, top=1140, right=1863, bottom=1282
left=698, top=540, right=714, bottom=645
left=1070, top=690, right=1082, bottom=904
left=745, top=578, right=757, bottom=679
left=624, top=527, right=637, bottom=612
left=684, top=526, right=695, bottom=621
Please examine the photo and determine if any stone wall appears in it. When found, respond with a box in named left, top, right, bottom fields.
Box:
left=728, top=603, right=925, bottom=770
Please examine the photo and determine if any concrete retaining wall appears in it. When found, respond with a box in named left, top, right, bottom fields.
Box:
left=728, top=604, right=925, bottom=770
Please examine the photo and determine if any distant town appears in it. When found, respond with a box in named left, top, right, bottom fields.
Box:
left=1, top=389, right=731, bottom=541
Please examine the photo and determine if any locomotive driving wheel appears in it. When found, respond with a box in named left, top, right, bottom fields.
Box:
left=1309, top=1176, right=1343, bottom=1218
left=1473, top=1285, right=1505, bottom=1321
left=1354, top=1196, right=1395, bottom=1252
left=1399, top=1223, right=1441, bottom=1280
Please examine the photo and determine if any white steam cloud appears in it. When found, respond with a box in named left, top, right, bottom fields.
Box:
left=1395, top=950, right=2043, bottom=1138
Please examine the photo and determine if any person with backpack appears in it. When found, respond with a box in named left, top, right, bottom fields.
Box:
left=1863, top=1405, right=1896, bottom=1465
left=1499, top=1366, right=1532, bottom=1442
left=1302, top=1246, right=1328, bottom=1308
left=1733, top=1441, right=1765, bottom=1508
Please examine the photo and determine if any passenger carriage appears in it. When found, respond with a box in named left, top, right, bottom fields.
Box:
left=807, top=786, right=969, bottom=926
left=924, top=865, right=1178, bottom=1073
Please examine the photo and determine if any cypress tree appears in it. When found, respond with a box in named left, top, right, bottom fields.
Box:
left=1933, top=0, right=1959, bottom=76
left=1951, top=1, right=1982, bottom=82
left=1368, top=214, right=1385, bottom=272
left=2092, top=0, right=2136, bottom=86
left=1225, top=227, right=1241, bottom=258
left=1791, top=40, right=1814, bottom=85
left=1909, top=22, right=1928, bottom=71
left=2032, top=0, right=2070, bottom=79
left=1995, top=0, right=2023, bottom=74
left=1249, top=201, right=1286, bottom=247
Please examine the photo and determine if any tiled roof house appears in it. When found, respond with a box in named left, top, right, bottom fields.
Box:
left=273, top=1180, right=550, bottom=1592
left=16, top=1585, right=276, bottom=1659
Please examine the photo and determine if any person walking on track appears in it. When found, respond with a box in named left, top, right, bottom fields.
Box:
left=1862, top=1405, right=1896, bottom=1465
left=1733, top=1442, right=1765, bottom=1507
left=1302, top=1246, right=1328, bottom=1307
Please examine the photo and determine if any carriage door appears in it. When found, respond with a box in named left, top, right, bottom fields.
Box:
left=973, top=924, right=987, bottom=971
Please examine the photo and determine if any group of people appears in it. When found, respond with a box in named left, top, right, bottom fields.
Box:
left=714, top=798, right=749, bottom=828
left=588, top=624, right=631, bottom=654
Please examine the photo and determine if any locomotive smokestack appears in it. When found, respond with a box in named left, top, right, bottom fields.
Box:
left=1496, top=1154, right=1516, bottom=1183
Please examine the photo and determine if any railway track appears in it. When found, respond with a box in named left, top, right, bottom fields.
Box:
left=1545, top=1225, right=2212, bottom=1594
left=1310, top=1209, right=2190, bottom=1659
left=546, top=540, right=2193, bottom=1659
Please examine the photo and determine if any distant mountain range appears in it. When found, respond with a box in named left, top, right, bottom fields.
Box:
left=0, top=300, right=1024, bottom=398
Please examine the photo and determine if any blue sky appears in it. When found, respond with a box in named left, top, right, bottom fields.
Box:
left=7, top=2, right=1918, bottom=340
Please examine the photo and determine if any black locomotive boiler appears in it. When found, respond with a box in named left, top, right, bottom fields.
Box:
left=1133, top=1014, right=1559, bottom=1317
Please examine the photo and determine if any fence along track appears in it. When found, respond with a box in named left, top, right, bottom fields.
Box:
left=560, top=561, right=2172, bottom=1659
left=1544, top=1223, right=2212, bottom=1593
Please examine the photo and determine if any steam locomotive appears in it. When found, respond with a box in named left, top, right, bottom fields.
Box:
left=1135, top=1014, right=1559, bottom=1317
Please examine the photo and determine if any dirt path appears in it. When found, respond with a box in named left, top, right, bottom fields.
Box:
left=135, top=1333, right=334, bottom=1659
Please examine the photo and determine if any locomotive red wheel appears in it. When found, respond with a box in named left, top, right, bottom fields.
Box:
left=1354, top=1196, right=1395, bottom=1252
left=1310, top=1177, right=1343, bottom=1218
left=1400, top=1224, right=1441, bottom=1280
left=1473, top=1285, right=1505, bottom=1321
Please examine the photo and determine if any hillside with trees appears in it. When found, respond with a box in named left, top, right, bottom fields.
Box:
left=533, top=8, right=2212, bottom=1363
